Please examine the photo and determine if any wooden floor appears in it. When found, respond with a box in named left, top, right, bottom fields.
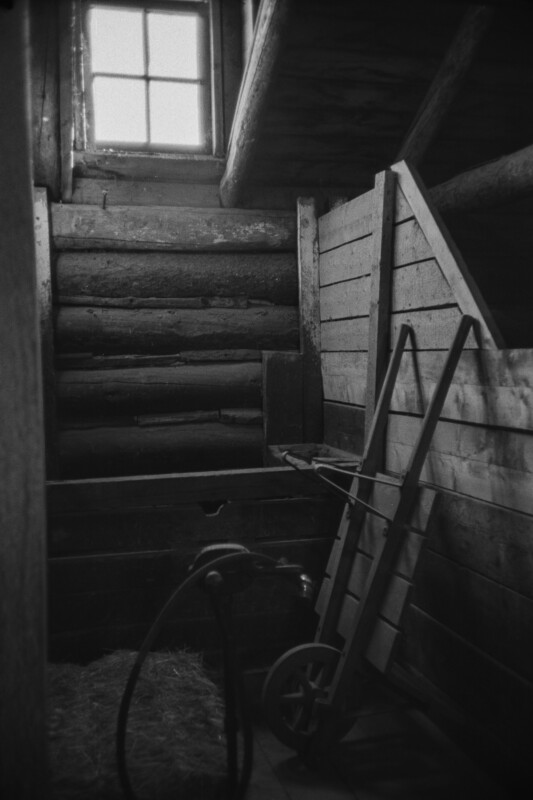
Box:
left=248, top=705, right=513, bottom=800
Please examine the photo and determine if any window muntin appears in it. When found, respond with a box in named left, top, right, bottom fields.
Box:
left=86, top=1, right=211, bottom=153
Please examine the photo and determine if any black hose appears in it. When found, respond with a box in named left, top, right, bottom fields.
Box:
left=116, top=550, right=279, bottom=800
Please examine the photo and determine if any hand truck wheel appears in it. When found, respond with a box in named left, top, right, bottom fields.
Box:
left=261, top=643, right=354, bottom=751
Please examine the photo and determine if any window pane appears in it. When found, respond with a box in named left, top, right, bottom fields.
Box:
left=150, top=81, right=202, bottom=146
left=148, top=12, right=200, bottom=79
left=90, top=8, right=144, bottom=75
left=93, top=77, right=147, bottom=143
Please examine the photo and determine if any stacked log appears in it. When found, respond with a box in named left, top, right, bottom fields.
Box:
left=51, top=204, right=298, bottom=478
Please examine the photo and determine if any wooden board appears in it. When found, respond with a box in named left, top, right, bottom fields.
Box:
left=320, top=276, right=370, bottom=322
left=0, top=4, right=48, bottom=792
left=392, top=260, right=455, bottom=311
left=56, top=305, right=299, bottom=354
left=320, top=317, right=370, bottom=352
left=323, top=402, right=365, bottom=455
left=321, top=352, right=368, bottom=406
left=318, top=190, right=374, bottom=252
left=56, top=251, right=298, bottom=305
left=51, top=204, right=297, bottom=251
left=319, top=235, right=373, bottom=286
left=262, top=351, right=303, bottom=449
left=46, top=466, right=329, bottom=515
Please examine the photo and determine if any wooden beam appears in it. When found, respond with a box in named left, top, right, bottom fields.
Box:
left=219, top=0, right=291, bottom=207
left=51, top=203, right=296, bottom=250
left=298, top=197, right=323, bottom=442
left=396, top=5, right=494, bottom=165
left=0, top=1, right=48, bottom=794
left=46, top=466, right=325, bottom=515
left=58, top=0, right=74, bottom=201
left=430, top=143, right=533, bottom=214
left=365, top=170, right=396, bottom=442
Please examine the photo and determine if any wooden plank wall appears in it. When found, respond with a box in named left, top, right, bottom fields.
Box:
left=317, top=185, right=533, bottom=785
left=50, top=204, right=299, bottom=478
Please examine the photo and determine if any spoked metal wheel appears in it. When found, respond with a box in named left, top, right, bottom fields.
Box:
left=262, top=643, right=353, bottom=751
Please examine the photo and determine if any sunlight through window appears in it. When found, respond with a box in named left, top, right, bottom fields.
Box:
left=88, top=3, right=207, bottom=151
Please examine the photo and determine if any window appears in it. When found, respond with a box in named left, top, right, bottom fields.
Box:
left=80, top=1, right=219, bottom=154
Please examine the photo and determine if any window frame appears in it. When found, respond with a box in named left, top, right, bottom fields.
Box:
left=74, top=0, right=224, bottom=157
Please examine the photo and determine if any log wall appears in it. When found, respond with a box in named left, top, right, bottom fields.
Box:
left=317, top=175, right=533, bottom=787
left=49, top=203, right=298, bottom=478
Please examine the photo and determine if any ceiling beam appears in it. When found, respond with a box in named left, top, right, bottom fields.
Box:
left=430, top=143, right=533, bottom=214
left=396, top=5, right=494, bottom=166
left=219, top=0, right=291, bottom=208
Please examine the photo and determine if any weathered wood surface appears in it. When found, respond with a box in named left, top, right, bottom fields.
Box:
left=48, top=494, right=340, bottom=555
left=399, top=607, right=533, bottom=770
left=393, top=217, right=433, bottom=266
left=34, top=187, right=59, bottom=477
left=56, top=305, right=299, bottom=354
left=31, top=0, right=60, bottom=196
left=73, top=150, right=225, bottom=183
left=320, top=276, right=370, bottom=322
left=430, top=143, right=533, bottom=214
left=51, top=204, right=297, bottom=250
left=46, top=466, right=328, bottom=516
left=365, top=170, right=396, bottom=441
left=427, top=492, right=533, bottom=601
left=220, top=0, right=292, bottom=206
left=386, top=413, right=533, bottom=515
left=396, top=6, right=494, bottom=165
left=262, top=351, right=303, bottom=448
left=55, top=251, right=298, bottom=304
left=72, top=177, right=222, bottom=208
left=318, top=190, right=373, bottom=252
left=0, top=3, right=48, bottom=793
left=322, top=306, right=477, bottom=352
left=322, top=348, right=533, bottom=432
left=323, top=401, right=365, bottom=456
left=298, top=198, right=323, bottom=441
left=58, top=0, right=73, bottom=201
left=414, top=548, right=533, bottom=683
left=56, top=350, right=262, bottom=370
left=391, top=162, right=503, bottom=348
left=319, top=234, right=373, bottom=286
left=57, top=362, right=262, bottom=415
left=59, top=422, right=264, bottom=478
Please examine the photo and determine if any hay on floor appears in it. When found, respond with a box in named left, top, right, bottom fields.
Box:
left=48, top=649, right=226, bottom=800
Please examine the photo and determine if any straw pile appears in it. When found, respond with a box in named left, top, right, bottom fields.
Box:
left=48, top=649, right=226, bottom=799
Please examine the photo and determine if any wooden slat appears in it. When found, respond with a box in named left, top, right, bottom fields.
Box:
left=393, top=217, right=433, bottom=267
left=391, top=162, right=503, bottom=348
left=390, top=306, right=477, bottom=351
left=391, top=348, right=533, bottom=431
left=387, top=413, right=533, bottom=516
left=73, top=150, right=225, bottom=183
left=320, top=276, right=370, bottom=321
left=365, top=170, right=396, bottom=441
left=392, top=260, right=455, bottom=312
left=318, top=190, right=374, bottom=253
left=322, top=352, right=368, bottom=406
left=319, top=235, right=373, bottom=287
left=56, top=305, right=299, bottom=354
left=262, top=351, right=303, bottom=448
left=57, top=361, right=262, bottom=415
left=415, top=549, right=533, bottom=683
left=72, top=177, right=222, bottom=208
left=428, top=493, right=533, bottom=601
left=46, top=466, right=327, bottom=515
left=219, top=0, right=291, bottom=206
left=56, top=251, right=298, bottom=305
left=34, top=187, right=59, bottom=477
left=298, top=198, right=323, bottom=442
left=0, top=3, right=48, bottom=792
left=320, top=317, right=370, bottom=352
left=51, top=204, right=297, bottom=251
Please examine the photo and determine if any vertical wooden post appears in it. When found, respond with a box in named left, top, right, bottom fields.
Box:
left=59, top=0, right=74, bottom=201
left=364, top=170, right=396, bottom=443
left=297, top=197, right=323, bottom=443
left=0, top=1, right=48, bottom=796
left=34, top=187, right=60, bottom=478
